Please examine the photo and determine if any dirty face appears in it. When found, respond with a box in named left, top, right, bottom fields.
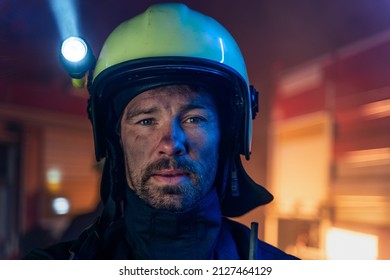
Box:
left=120, top=85, right=220, bottom=212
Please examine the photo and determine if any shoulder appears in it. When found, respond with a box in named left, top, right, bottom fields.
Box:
left=224, top=218, right=299, bottom=260
left=23, top=241, right=73, bottom=260
left=256, top=239, right=299, bottom=260
left=23, top=220, right=128, bottom=260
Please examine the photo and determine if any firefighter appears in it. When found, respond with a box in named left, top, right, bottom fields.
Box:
left=25, top=2, right=297, bottom=260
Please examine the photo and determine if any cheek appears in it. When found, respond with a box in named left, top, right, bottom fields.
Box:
left=122, top=128, right=167, bottom=173
left=190, top=128, right=220, bottom=158
left=121, top=132, right=150, bottom=169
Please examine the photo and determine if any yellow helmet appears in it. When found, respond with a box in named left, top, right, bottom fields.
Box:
left=93, top=3, right=248, bottom=83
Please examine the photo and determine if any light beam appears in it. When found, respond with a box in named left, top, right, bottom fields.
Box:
left=49, top=0, right=79, bottom=39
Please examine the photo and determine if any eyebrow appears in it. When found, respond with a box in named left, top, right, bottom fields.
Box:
left=183, top=103, right=213, bottom=112
left=124, top=102, right=216, bottom=121
left=124, top=107, right=159, bottom=121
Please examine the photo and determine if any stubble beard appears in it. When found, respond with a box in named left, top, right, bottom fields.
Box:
left=126, top=156, right=218, bottom=212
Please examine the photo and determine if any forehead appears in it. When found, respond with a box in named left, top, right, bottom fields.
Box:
left=125, top=85, right=217, bottom=110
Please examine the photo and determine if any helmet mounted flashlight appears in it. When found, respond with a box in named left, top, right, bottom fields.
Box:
left=60, top=36, right=95, bottom=86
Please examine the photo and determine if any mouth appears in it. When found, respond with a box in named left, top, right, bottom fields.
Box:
left=151, top=169, right=191, bottom=185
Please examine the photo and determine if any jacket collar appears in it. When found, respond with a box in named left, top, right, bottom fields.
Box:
left=124, top=186, right=227, bottom=259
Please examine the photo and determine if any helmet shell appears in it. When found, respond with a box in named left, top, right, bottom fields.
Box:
left=93, top=3, right=248, bottom=83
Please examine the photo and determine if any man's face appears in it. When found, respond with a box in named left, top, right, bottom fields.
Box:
left=120, top=85, right=220, bottom=212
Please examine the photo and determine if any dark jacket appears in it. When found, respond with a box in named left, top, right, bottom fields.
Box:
left=24, top=188, right=298, bottom=260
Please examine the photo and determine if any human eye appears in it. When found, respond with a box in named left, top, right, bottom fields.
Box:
left=184, top=116, right=207, bottom=125
left=137, top=118, right=155, bottom=126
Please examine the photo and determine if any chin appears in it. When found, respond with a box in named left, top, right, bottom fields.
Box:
left=162, top=195, right=186, bottom=212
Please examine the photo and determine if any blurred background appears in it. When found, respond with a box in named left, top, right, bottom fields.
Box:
left=1, top=0, right=389, bottom=259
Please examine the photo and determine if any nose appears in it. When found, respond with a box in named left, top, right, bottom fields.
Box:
left=158, top=120, right=187, bottom=156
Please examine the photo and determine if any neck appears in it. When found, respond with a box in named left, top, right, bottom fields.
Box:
left=124, top=187, right=222, bottom=259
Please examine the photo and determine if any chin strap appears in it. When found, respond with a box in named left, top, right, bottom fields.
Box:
left=230, top=155, right=240, bottom=197
left=249, top=222, right=259, bottom=260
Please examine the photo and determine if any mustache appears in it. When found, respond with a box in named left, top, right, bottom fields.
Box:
left=141, top=158, right=199, bottom=184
